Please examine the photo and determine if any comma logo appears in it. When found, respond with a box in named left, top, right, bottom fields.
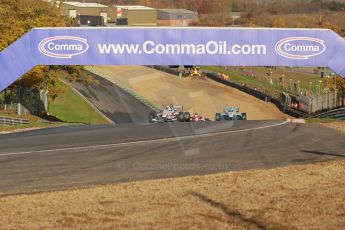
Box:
left=38, top=36, right=89, bottom=58
left=275, top=37, right=326, bottom=60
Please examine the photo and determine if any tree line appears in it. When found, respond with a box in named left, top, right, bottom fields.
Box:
left=79, top=0, right=345, bottom=14
left=77, top=0, right=345, bottom=34
left=0, top=0, right=95, bottom=106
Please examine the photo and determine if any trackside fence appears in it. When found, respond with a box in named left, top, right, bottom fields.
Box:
left=309, top=91, right=343, bottom=113
left=142, top=66, right=345, bottom=119
left=0, top=116, right=30, bottom=126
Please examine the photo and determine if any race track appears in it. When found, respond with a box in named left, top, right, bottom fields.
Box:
left=0, top=121, right=344, bottom=195
left=88, top=66, right=289, bottom=120
left=71, top=74, right=154, bottom=124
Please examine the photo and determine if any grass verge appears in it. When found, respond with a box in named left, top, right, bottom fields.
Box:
left=0, top=112, right=65, bottom=133
left=305, top=118, right=344, bottom=123
left=0, top=122, right=63, bottom=132
left=49, top=80, right=109, bottom=124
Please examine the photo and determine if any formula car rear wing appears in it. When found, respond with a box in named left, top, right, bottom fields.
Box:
left=172, top=105, right=184, bottom=111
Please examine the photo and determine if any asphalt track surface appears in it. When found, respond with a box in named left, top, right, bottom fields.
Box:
left=0, top=120, right=344, bottom=195
left=71, top=74, right=154, bottom=124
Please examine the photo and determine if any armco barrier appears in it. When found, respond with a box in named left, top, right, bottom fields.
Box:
left=311, top=107, right=345, bottom=119
left=270, top=98, right=307, bottom=118
left=0, top=116, right=30, bottom=126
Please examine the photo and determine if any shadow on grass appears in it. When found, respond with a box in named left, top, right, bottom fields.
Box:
left=190, top=191, right=267, bottom=230
left=302, top=150, right=345, bottom=158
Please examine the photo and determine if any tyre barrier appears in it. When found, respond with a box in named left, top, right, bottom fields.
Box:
left=149, top=66, right=188, bottom=77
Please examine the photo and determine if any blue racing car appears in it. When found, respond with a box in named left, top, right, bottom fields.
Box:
left=215, top=107, right=247, bottom=121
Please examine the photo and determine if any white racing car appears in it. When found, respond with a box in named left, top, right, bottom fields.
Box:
left=149, top=104, right=191, bottom=123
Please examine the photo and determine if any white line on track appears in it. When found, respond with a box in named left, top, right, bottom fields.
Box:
left=0, top=120, right=290, bottom=157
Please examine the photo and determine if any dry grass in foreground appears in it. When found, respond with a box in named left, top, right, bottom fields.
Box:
left=1, top=160, right=345, bottom=229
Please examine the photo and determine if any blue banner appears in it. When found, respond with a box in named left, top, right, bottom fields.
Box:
left=1, top=27, right=345, bottom=91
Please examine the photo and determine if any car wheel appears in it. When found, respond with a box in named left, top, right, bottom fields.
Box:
left=148, top=112, right=156, bottom=123
left=178, top=112, right=185, bottom=122
left=184, top=112, right=191, bottom=122
left=215, top=113, right=221, bottom=121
